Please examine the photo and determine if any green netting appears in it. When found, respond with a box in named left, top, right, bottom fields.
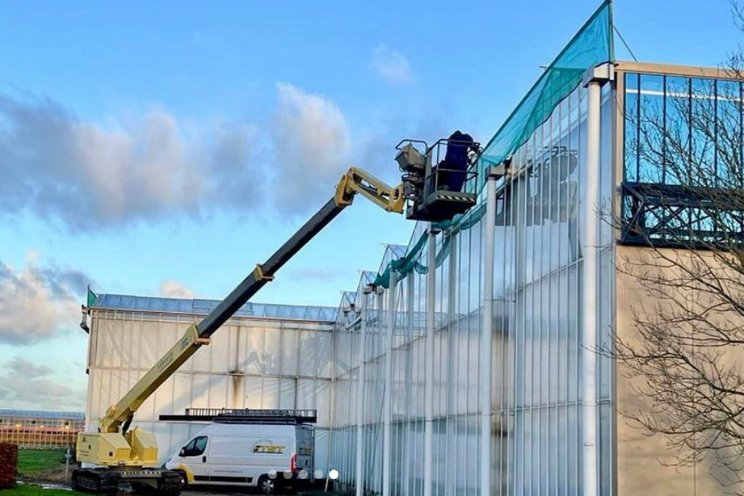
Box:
left=373, top=202, right=487, bottom=288
left=480, top=0, right=613, bottom=170
left=374, top=232, right=427, bottom=288
left=373, top=1, right=613, bottom=289
left=87, top=287, right=98, bottom=307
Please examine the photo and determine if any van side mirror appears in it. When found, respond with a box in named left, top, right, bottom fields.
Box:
left=179, top=448, right=186, bottom=457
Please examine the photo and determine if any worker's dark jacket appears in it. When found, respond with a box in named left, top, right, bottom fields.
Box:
left=439, top=133, right=474, bottom=191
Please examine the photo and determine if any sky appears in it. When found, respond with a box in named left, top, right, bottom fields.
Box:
left=0, top=0, right=739, bottom=411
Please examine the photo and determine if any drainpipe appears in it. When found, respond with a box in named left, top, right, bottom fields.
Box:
left=424, top=228, right=437, bottom=496
left=356, top=287, right=370, bottom=496
left=382, top=269, right=397, bottom=496
left=581, top=62, right=613, bottom=496
left=480, top=167, right=499, bottom=496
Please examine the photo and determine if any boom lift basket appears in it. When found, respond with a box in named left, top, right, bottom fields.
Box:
left=397, top=138, right=479, bottom=222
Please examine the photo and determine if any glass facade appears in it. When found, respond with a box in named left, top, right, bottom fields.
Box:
left=326, top=65, right=744, bottom=495
left=493, top=83, right=615, bottom=495
left=622, top=71, right=744, bottom=246
left=329, top=80, right=616, bottom=495
left=331, top=207, right=487, bottom=495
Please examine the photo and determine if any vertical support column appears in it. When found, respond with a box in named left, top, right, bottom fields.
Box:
left=446, top=230, right=458, bottom=494
left=480, top=169, right=499, bottom=496
left=356, top=288, right=370, bottom=496
left=376, top=288, right=384, bottom=494
left=383, top=270, right=397, bottom=496
left=582, top=78, right=600, bottom=496
left=403, top=274, right=415, bottom=496
left=580, top=62, right=612, bottom=496
left=424, top=228, right=437, bottom=496
left=328, top=319, right=338, bottom=480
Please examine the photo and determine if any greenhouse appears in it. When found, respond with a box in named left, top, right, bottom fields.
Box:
left=0, top=409, right=84, bottom=449
left=328, top=2, right=614, bottom=495
left=83, top=294, right=338, bottom=470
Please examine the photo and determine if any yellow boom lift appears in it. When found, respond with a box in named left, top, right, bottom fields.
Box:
left=72, top=138, right=480, bottom=495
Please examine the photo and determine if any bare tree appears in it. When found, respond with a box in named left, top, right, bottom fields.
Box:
left=612, top=22, right=744, bottom=492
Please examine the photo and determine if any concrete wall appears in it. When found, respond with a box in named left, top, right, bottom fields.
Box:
left=84, top=306, right=335, bottom=468
left=615, top=246, right=741, bottom=495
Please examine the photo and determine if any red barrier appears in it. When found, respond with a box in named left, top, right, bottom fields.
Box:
left=0, top=443, right=18, bottom=487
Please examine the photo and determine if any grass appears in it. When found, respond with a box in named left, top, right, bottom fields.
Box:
left=16, top=450, right=69, bottom=476
left=0, top=484, right=86, bottom=496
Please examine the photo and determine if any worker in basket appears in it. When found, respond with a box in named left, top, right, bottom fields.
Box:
left=436, top=130, right=475, bottom=192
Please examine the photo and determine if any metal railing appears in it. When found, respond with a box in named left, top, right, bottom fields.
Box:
left=168, top=408, right=318, bottom=424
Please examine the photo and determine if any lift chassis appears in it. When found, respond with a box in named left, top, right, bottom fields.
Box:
left=72, top=468, right=182, bottom=496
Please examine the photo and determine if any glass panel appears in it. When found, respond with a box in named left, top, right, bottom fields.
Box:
left=664, top=76, right=691, bottom=185
left=715, top=80, right=741, bottom=189
left=621, top=73, right=744, bottom=247
left=624, top=72, right=640, bottom=182
left=638, top=74, right=665, bottom=183
left=690, top=78, right=716, bottom=188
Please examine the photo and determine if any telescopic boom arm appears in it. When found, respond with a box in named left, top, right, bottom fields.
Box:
left=97, top=167, right=405, bottom=434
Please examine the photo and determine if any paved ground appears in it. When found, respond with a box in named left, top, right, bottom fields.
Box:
left=182, top=485, right=340, bottom=496
left=183, top=492, right=300, bottom=496
left=182, top=489, right=242, bottom=496
left=182, top=491, right=339, bottom=496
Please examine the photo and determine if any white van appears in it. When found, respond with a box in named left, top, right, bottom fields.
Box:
left=165, top=422, right=314, bottom=494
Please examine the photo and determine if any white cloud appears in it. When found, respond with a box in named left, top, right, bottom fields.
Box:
left=159, top=280, right=195, bottom=299
left=0, top=357, right=86, bottom=411
left=0, top=95, right=263, bottom=229
left=271, top=83, right=351, bottom=213
left=371, top=45, right=413, bottom=86
left=10, top=356, right=53, bottom=377
left=0, top=255, right=90, bottom=344
left=0, top=83, right=413, bottom=224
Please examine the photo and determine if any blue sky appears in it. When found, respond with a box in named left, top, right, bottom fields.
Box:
left=0, top=0, right=737, bottom=410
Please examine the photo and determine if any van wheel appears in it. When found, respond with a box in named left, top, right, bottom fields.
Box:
left=257, top=475, right=276, bottom=494
left=174, top=470, right=188, bottom=489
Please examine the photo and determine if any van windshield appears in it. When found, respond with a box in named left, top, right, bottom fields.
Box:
left=182, top=435, right=208, bottom=456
